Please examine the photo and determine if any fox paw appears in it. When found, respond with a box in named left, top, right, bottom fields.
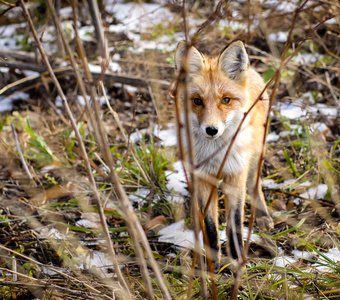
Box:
left=256, top=215, right=274, bottom=230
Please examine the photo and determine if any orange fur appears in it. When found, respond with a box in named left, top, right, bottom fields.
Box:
left=174, top=40, right=273, bottom=269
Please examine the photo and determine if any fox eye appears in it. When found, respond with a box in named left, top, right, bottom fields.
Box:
left=221, top=96, right=231, bottom=104
left=193, top=97, right=203, bottom=106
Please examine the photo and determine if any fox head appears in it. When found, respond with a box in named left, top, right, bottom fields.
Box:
left=174, top=40, right=255, bottom=140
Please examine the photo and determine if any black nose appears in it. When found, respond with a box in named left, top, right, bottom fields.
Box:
left=206, top=126, right=218, bottom=136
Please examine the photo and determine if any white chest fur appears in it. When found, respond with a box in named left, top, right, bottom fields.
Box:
left=181, top=113, right=253, bottom=177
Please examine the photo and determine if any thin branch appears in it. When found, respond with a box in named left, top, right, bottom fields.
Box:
left=10, top=124, right=35, bottom=182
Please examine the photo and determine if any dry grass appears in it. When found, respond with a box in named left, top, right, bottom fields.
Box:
left=0, top=0, right=339, bottom=299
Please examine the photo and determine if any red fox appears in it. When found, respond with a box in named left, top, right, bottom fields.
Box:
left=173, top=40, right=273, bottom=267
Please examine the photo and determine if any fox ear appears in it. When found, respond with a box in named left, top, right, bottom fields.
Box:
left=175, top=41, right=204, bottom=73
left=218, top=41, right=249, bottom=79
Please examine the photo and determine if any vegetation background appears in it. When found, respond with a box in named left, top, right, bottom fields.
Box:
left=0, top=0, right=339, bottom=299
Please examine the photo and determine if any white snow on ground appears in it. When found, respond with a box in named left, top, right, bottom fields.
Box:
left=272, top=255, right=297, bottom=267
left=218, top=20, right=247, bottom=32
left=310, top=122, right=329, bottom=134
left=129, top=124, right=177, bottom=147
left=0, top=23, right=26, bottom=50
left=158, top=220, right=261, bottom=250
left=292, top=53, right=323, bottom=65
left=107, top=2, right=171, bottom=32
left=300, top=184, right=328, bottom=199
left=267, top=132, right=280, bottom=143
left=273, top=248, right=340, bottom=271
left=276, top=101, right=338, bottom=120
left=128, top=188, right=151, bottom=205
left=165, top=160, right=188, bottom=202
left=158, top=220, right=202, bottom=249
left=38, top=227, right=67, bottom=240
left=322, top=248, right=340, bottom=262
left=78, top=25, right=95, bottom=42
left=262, top=179, right=297, bottom=190
left=78, top=251, right=114, bottom=277
left=292, top=250, right=316, bottom=260
left=268, top=31, right=288, bottom=43
left=0, top=92, right=30, bottom=112
left=76, top=95, right=107, bottom=107
left=75, top=218, right=99, bottom=229
left=106, top=2, right=184, bottom=53
left=155, top=124, right=177, bottom=147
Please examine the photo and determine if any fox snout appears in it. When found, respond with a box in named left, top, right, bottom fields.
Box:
left=201, top=123, right=225, bottom=139
left=205, top=126, right=218, bottom=137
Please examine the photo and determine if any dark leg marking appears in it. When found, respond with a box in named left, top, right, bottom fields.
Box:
left=204, top=215, right=219, bottom=262
left=228, top=207, right=243, bottom=260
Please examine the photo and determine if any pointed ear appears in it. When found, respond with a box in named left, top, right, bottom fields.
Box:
left=218, top=41, right=249, bottom=79
left=175, top=41, right=204, bottom=73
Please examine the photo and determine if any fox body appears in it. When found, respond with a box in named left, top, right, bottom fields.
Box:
left=174, top=41, right=273, bottom=265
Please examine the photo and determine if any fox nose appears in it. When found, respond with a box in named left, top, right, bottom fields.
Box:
left=206, top=126, right=218, bottom=137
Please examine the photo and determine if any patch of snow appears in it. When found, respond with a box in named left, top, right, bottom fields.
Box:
left=124, top=85, right=138, bottom=94
left=300, top=184, right=328, bottom=199
left=0, top=97, right=15, bottom=112
left=268, top=31, right=288, bottom=43
left=0, top=25, right=25, bottom=50
left=278, top=102, right=306, bottom=119
left=109, top=60, right=121, bottom=73
left=158, top=220, right=202, bottom=249
left=272, top=255, right=297, bottom=267
left=301, top=91, right=315, bottom=104
left=267, top=132, right=280, bottom=143
left=22, top=70, right=40, bottom=77
left=129, top=129, right=146, bottom=143
left=41, top=266, right=61, bottom=276
left=293, top=198, right=301, bottom=205
left=292, top=53, right=322, bottom=65
left=107, top=3, right=173, bottom=33
left=55, top=95, right=63, bottom=107
left=264, top=0, right=298, bottom=12
left=310, top=122, right=329, bottom=133
left=0, top=92, right=30, bottom=112
left=39, top=227, right=66, bottom=240
left=166, top=161, right=188, bottom=198
left=78, top=25, right=95, bottom=42
left=155, top=124, right=177, bottom=147
left=158, top=220, right=261, bottom=249
left=219, top=20, right=246, bottom=31
left=128, top=188, right=150, bottom=204
left=59, top=6, right=73, bottom=18
left=243, top=226, right=262, bottom=243
left=292, top=250, right=315, bottom=261
left=76, top=95, right=88, bottom=106
left=309, top=104, right=338, bottom=118
left=321, top=248, right=340, bottom=262
left=276, top=100, right=338, bottom=120
left=289, top=124, right=303, bottom=134
left=75, top=219, right=99, bottom=229
left=262, top=179, right=296, bottom=190
left=129, top=124, right=177, bottom=147
left=88, top=63, right=102, bottom=74
left=78, top=250, right=114, bottom=277
left=325, top=17, right=337, bottom=25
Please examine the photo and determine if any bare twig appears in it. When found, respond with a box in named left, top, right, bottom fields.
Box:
left=10, top=124, right=35, bottom=182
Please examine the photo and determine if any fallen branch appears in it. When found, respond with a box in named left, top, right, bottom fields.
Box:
left=0, top=66, right=170, bottom=96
